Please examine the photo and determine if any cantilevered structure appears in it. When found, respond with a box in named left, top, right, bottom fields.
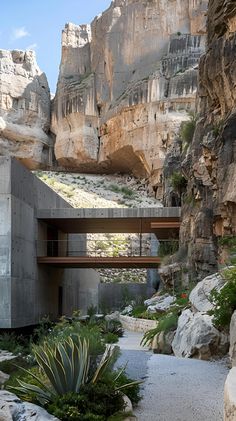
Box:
left=0, top=157, right=181, bottom=328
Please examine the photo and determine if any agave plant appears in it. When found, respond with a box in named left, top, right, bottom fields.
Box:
left=99, top=320, right=124, bottom=338
left=10, top=336, right=114, bottom=404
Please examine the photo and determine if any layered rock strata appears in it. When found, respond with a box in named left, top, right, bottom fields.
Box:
left=176, top=0, right=236, bottom=278
left=0, top=50, right=52, bottom=169
left=52, top=0, right=207, bottom=195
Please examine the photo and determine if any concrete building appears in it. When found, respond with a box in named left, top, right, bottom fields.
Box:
left=0, top=157, right=99, bottom=329
left=0, top=157, right=181, bottom=329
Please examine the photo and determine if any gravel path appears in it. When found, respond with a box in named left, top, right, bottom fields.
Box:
left=117, top=331, right=229, bottom=421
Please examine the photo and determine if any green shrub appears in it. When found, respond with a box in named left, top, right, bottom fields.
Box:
left=0, top=333, right=30, bottom=355
left=170, top=172, right=187, bottom=193
left=209, top=267, right=236, bottom=329
left=103, top=333, right=119, bottom=344
left=131, top=304, right=147, bottom=318
left=109, top=184, right=120, bottom=193
left=46, top=381, right=125, bottom=421
left=120, top=187, right=135, bottom=198
left=180, top=113, right=196, bottom=145
left=158, top=240, right=179, bottom=257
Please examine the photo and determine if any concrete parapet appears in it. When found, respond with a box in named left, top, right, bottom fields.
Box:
left=120, top=314, right=157, bottom=333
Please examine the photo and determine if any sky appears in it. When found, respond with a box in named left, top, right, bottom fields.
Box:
left=0, top=0, right=111, bottom=92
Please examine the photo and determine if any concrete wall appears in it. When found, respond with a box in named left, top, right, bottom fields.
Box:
left=98, top=282, right=148, bottom=313
left=0, top=157, right=100, bottom=328
left=62, top=269, right=100, bottom=315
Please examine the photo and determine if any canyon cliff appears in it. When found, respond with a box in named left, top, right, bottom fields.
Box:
left=165, top=0, right=236, bottom=278
left=51, top=0, right=207, bottom=197
left=0, top=50, right=52, bottom=169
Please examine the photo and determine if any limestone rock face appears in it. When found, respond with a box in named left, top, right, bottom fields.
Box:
left=0, top=50, right=51, bottom=169
left=176, top=0, right=236, bottom=278
left=172, top=309, right=229, bottom=359
left=52, top=0, right=207, bottom=190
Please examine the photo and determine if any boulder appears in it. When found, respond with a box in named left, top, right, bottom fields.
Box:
left=230, top=311, right=236, bottom=367
left=189, top=272, right=225, bottom=312
left=121, top=305, right=133, bottom=316
left=105, top=311, right=120, bottom=321
left=0, top=351, right=15, bottom=363
left=152, top=330, right=176, bottom=355
left=224, top=367, right=236, bottom=421
left=145, top=294, right=176, bottom=313
left=172, top=309, right=229, bottom=360
left=0, top=391, right=59, bottom=420
left=0, top=370, right=9, bottom=386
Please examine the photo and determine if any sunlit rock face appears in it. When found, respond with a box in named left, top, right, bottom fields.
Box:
left=52, top=0, right=207, bottom=192
left=179, top=0, right=236, bottom=278
left=0, top=50, right=51, bottom=169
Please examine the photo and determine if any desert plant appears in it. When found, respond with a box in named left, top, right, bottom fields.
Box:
left=209, top=267, right=236, bottom=329
left=11, top=337, right=139, bottom=406
left=99, top=320, right=124, bottom=338
left=141, top=312, right=178, bottom=347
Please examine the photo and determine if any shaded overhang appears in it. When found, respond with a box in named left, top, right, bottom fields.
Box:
left=37, top=207, right=181, bottom=238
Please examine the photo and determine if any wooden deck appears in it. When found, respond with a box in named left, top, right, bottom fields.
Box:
left=37, top=256, right=161, bottom=269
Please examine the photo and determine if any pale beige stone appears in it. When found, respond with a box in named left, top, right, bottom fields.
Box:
left=0, top=49, right=51, bottom=169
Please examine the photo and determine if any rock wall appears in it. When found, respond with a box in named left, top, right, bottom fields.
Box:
left=176, top=0, right=236, bottom=278
left=51, top=0, right=207, bottom=196
left=0, top=50, right=52, bottom=169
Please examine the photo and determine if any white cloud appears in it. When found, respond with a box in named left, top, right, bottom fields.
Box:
left=26, top=43, right=38, bottom=51
left=11, top=27, right=30, bottom=40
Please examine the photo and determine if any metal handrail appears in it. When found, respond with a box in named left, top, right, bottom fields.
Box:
left=36, top=238, right=179, bottom=258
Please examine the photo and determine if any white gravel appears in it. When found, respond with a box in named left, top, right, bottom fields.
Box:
left=117, top=331, right=229, bottom=421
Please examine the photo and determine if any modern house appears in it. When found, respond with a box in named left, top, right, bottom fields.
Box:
left=0, top=157, right=181, bottom=329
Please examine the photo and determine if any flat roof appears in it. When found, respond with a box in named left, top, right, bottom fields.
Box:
left=37, top=207, right=181, bottom=236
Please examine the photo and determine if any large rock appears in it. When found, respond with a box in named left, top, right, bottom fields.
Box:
left=51, top=0, right=207, bottom=194
left=224, top=367, right=236, bottom=421
left=189, top=272, right=225, bottom=312
left=172, top=309, right=229, bottom=360
left=0, top=351, right=15, bottom=362
left=144, top=293, right=176, bottom=313
left=230, top=311, right=236, bottom=367
left=0, top=391, right=59, bottom=420
left=0, top=49, right=51, bottom=169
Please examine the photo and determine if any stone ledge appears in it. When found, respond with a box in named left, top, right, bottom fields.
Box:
left=120, top=314, right=157, bottom=333
left=224, top=368, right=236, bottom=420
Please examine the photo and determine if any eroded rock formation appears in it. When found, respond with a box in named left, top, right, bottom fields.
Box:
left=174, top=0, right=236, bottom=278
left=52, top=0, right=207, bottom=195
left=0, top=50, right=52, bottom=169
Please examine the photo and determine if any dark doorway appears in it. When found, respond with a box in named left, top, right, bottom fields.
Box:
left=47, top=226, right=58, bottom=257
left=58, top=286, right=63, bottom=317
